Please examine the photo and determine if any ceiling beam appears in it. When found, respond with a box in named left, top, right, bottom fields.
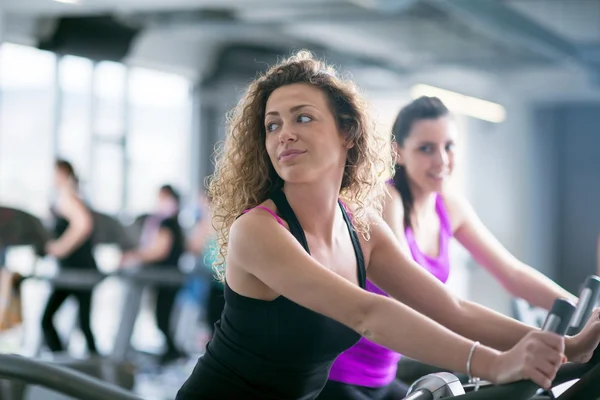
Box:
left=128, top=9, right=412, bottom=77
left=434, top=0, right=600, bottom=87
left=347, top=0, right=421, bottom=14
left=579, top=44, right=600, bottom=65
left=434, top=0, right=580, bottom=62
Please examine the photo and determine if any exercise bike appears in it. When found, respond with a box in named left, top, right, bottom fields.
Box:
left=404, top=275, right=600, bottom=400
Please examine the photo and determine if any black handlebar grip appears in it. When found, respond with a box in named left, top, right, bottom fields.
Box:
left=567, top=275, right=600, bottom=336
left=542, top=298, right=577, bottom=335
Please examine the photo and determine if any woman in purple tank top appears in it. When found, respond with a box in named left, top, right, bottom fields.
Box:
left=318, top=97, right=579, bottom=400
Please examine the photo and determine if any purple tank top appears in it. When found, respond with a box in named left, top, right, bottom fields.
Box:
left=327, top=193, right=453, bottom=388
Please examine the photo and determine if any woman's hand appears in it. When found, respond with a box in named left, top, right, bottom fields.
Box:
left=120, top=251, right=141, bottom=268
left=489, top=330, right=565, bottom=389
left=45, top=241, right=65, bottom=258
left=566, top=308, right=600, bottom=363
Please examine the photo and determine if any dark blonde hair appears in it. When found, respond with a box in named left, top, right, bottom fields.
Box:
left=208, top=50, right=392, bottom=279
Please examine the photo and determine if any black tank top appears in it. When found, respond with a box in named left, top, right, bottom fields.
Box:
left=176, top=191, right=367, bottom=400
left=54, top=215, right=97, bottom=270
left=147, top=216, right=185, bottom=268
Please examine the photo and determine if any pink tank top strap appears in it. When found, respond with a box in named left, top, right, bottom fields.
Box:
left=338, top=200, right=350, bottom=214
left=435, top=194, right=453, bottom=236
left=338, top=200, right=353, bottom=222
left=243, top=206, right=286, bottom=227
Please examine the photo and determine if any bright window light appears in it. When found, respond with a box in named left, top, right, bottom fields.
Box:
left=410, top=84, right=507, bottom=123
left=54, top=0, right=80, bottom=4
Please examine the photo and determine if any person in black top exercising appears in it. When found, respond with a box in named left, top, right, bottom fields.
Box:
left=176, top=51, right=600, bottom=400
left=42, top=159, right=98, bottom=355
left=121, top=184, right=186, bottom=364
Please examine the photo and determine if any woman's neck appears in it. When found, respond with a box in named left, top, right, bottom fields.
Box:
left=409, top=185, right=438, bottom=230
left=282, top=180, right=343, bottom=246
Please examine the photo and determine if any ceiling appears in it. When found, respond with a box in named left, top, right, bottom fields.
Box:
left=0, top=0, right=599, bottom=87
left=505, top=0, right=600, bottom=43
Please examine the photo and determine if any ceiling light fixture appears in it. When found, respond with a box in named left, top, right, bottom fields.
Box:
left=54, top=0, right=80, bottom=4
left=410, top=84, right=507, bottom=123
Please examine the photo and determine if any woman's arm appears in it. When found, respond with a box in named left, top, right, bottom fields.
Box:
left=47, top=194, right=93, bottom=258
left=445, top=192, right=577, bottom=309
left=133, top=227, right=173, bottom=264
left=226, top=210, right=562, bottom=387
left=368, top=209, right=549, bottom=352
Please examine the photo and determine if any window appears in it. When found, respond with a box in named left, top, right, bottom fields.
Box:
left=94, top=61, right=127, bottom=138
left=88, top=61, right=128, bottom=214
left=0, top=43, right=56, bottom=218
left=90, top=144, right=124, bottom=214
left=0, top=44, right=194, bottom=220
left=126, top=67, right=192, bottom=215
left=57, top=55, right=93, bottom=183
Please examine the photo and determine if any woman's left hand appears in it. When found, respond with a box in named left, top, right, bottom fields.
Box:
left=566, top=308, right=600, bottom=363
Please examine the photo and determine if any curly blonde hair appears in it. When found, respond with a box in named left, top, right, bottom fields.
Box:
left=208, top=50, right=393, bottom=279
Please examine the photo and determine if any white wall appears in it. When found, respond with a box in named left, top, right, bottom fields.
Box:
left=463, top=99, right=532, bottom=315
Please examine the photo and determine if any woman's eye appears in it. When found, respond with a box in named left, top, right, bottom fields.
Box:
left=298, top=115, right=312, bottom=123
left=419, top=145, right=433, bottom=153
left=266, top=122, right=279, bottom=132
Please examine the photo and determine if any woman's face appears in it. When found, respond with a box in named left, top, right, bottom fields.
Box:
left=264, top=83, right=351, bottom=185
left=157, top=190, right=178, bottom=215
left=395, top=116, right=457, bottom=194
left=54, top=167, right=71, bottom=189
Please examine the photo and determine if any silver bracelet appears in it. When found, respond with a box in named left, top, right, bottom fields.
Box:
left=466, top=341, right=480, bottom=381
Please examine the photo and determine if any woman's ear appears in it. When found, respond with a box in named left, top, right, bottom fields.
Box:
left=391, top=141, right=404, bottom=165
left=340, top=129, right=355, bottom=150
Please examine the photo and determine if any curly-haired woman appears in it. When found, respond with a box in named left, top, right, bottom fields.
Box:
left=176, top=51, right=600, bottom=400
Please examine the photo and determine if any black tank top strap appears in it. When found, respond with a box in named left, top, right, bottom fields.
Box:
left=270, top=190, right=366, bottom=290
left=338, top=201, right=367, bottom=289
left=269, top=190, right=311, bottom=255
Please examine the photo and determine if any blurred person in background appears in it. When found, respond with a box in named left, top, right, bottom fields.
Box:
left=42, top=159, right=98, bottom=355
left=121, top=184, right=186, bottom=365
